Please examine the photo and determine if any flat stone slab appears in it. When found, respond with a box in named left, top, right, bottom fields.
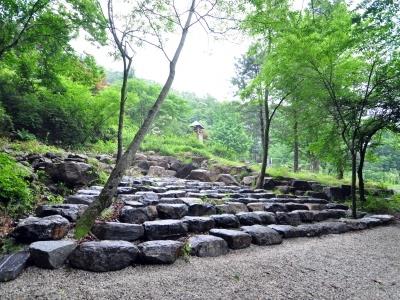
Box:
left=69, top=240, right=139, bottom=272
left=182, top=216, right=215, bottom=233
left=156, top=204, right=188, bottom=219
left=35, top=204, right=88, bottom=222
left=159, top=190, right=187, bottom=198
left=317, top=222, right=350, bottom=234
left=64, top=194, right=97, bottom=205
left=92, top=222, right=144, bottom=241
left=253, top=211, right=276, bottom=225
left=138, top=240, right=183, bottom=264
left=285, top=203, right=309, bottom=211
left=188, top=235, right=229, bottom=257
left=268, top=224, right=307, bottom=238
left=209, top=229, right=252, bottom=249
left=144, top=220, right=188, bottom=240
left=359, top=217, right=383, bottom=228
left=210, top=214, right=240, bottom=228
left=247, top=203, right=265, bottom=212
left=275, top=212, right=302, bottom=226
left=120, top=206, right=158, bottom=224
left=216, top=202, right=248, bottom=214
left=339, top=218, right=368, bottom=231
left=368, top=214, right=395, bottom=225
left=264, top=203, right=288, bottom=213
left=0, top=251, right=30, bottom=282
left=293, top=210, right=314, bottom=223
left=12, top=215, right=70, bottom=243
left=29, top=240, right=76, bottom=269
left=236, top=212, right=263, bottom=225
left=187, top=203, right=216, bottom=216
left=132, top=191, right=159, bottom=205
left=241, top=225, right=282, bottom=246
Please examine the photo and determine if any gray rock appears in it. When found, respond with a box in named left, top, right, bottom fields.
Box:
left=147, top=166, right=167, bottom=177
left=368, top=214, right=395, bottom=225
left=210, top=214, right=240, bottom=228
left=159, top=190, right=187, bottom=198
left=12, top=215, right=70, bottom=243
left=236, top=212, right=263, bottom=225
left=65, top=194, right=97, bottom=205
left=247, top=203, right=265, bottom=212
left=253, top=211, right=276, bottom=225
left=285, top=203, right=309, bottom=211
left=158, top=198, right=185, bottom=204
left=292, top=210, right=314, bottom=223
left=360, top=217, right=383, bottom=228
left=188, top=235, right=229, bottom=257
left=35, top=204, right=87, bottom=222
left=45, top=161, right=98, bottom=188
left=69, top=240, right=139, bottom=272
left=144, top=220, right=188, bottom=240
left=132, top=192, right=159, bottom=205
left=120, top=206, right=157, bottom=224
left=241, top=225, right=282, bottom=245
left=317, top=222, right=349, bottom=234
left=339, top=218, right=368, bottom=231
left=323, top=187, right=345, bottom=201
left=182, top=216, right=215, bottom=233
left=187, top=203, right=216, bottom=216
left=291, top=180, right=312, bottom=191
left=268, top=224, right=307, bottom=238
left=156, top=204, right=188, bottom=219
left=264, top=203, right=288, bottom=213
left=216, top=174, right=239, bottom=186
left=29, top=240, right=76, bottom=269
left=296, top=224, right=324, bottom=237
left=138, top=240, right=183, bottom=264
left=275, top=212, right=302, bottom=226
left=209, top=229, right=252, bottom=249
left=92, top=222, right=144, bottom=241
left=0, top=251, right=30, bottom=282
left=325, top=203, right=349, bottom=210
left=187, top=169, right=212, bottom=182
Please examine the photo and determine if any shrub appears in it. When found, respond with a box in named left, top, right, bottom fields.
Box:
left=0, top=153, right=33, bottom=216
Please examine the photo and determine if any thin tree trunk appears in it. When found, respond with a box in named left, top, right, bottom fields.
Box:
left=75, top=1, right=196, bottom=238
left=358, top=141, right=369, bottom=203
left=351, top=150, right=357, bottom=218
left=256, top=89, right=269, bottom=189
left=116, top=59, right=132, bottom=161
left=293, top=118, right=299, bottom=172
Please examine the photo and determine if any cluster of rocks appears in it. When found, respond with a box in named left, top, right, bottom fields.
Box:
left=1, top=176, right=395, bottom=282
left=18, top=152, right=98, bottom=188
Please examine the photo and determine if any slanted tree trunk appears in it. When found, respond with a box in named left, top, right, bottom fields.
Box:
left=293, top=118, right=299, bottom=172
left=75, top=1, right=196, bottom=238
left=358, top=136, right=371, bottom=203
left=117, top=58, right=132, bottom=161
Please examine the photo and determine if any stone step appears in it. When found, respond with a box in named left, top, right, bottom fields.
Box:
left=138, top=240, right=183, bottom=264
left=209, top=228, right=252, bottom=249
left=188, top=235, right=229, bottom=257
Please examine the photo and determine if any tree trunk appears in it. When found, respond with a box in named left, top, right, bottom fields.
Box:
left=350, top=150, right=357, bottom=218
left=116, top=59, right=132, bottom=161
left=358, top=141, right=369, bottom=203
left=74, top=1, right=196, bottom=238
left=336, top=159, right=344, bottom=180
left=256, top=89, right=270, bottom=189
left=293, top=118, right=299, bottom=172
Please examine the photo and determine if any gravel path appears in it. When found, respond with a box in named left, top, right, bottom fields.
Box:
left=1, top=225, right=400, bottom=300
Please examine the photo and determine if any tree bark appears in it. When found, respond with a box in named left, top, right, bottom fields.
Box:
left=350, top=150, right=357, bottom=218
left=358, top=139, right=370, bottom=203
left=256, top=89, right=270, bottom=189
left=116, top=58, right=132, bottom=161
left=293, top=118, right=299, bottom=172
left=75, top=1, right=196, bottom=238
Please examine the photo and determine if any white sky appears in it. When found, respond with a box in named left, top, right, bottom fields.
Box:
left=71, top=0, right=311, bottom=100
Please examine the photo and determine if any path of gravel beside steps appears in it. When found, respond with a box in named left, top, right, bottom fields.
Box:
left=1, top=224, right=400, bottom=300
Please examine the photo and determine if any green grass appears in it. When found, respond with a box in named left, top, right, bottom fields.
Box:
left=346, top=194, right=400, bottom=214
left=0, top=137, right=65, bottom=155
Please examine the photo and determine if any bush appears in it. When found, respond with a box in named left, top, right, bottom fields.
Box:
left=0, top=153, right=33, bottom=216
left=361, top=194, right=400, bottom=214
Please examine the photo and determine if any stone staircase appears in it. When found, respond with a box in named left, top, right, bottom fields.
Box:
left=1, top=176, right=395, bottom=282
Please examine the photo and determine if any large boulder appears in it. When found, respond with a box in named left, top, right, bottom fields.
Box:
left=175, top=163, right=197, bottom=179
left=69, top=240, right=139, bottom=272
left=120, top=206, right=158, bottom=224
left=209, top=229, right=252, bottom=249
left=92, top=222, right=144, bottom=241
left=0, top=251, right=30, bottom=282
left=29, top=240, right=76, bottom=269
left=138, top=240, right=183, bottom=264
left=156, top=204, right=188, bottom=219
left=35, top=204, right=87, bottom=222
left=216, top=174, right=239, bottom=186
left=147, top=166, right=167, bottom=177
left=144, top=220, right=188, bottom=240
left=45, top=161, right=98, bottom=187
left=187, top=169, right=212, bottom=182
left=236, top=212, right=263, bottom=226
left=241, top=225, right=282, bottom=246
left=12, top=215, right=70, bottom=243
left=182, top=216, right=215, bottom=233
left=188, top=235, right=229, bottom=257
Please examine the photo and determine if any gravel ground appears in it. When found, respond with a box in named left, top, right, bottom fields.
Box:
left=1, top=224, right=400, bottom=300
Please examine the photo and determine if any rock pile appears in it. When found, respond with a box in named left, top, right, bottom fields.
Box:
left=1, top=176, right=395, bottom=282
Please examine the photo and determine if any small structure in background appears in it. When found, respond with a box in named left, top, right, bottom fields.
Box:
left=189, top=121, right=205, bottom=143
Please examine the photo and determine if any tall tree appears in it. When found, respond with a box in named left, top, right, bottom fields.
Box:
left=75, top=0, right=242, bottom=238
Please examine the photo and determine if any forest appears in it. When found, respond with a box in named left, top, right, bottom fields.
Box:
left=0, top=0, right=399, bottom=236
